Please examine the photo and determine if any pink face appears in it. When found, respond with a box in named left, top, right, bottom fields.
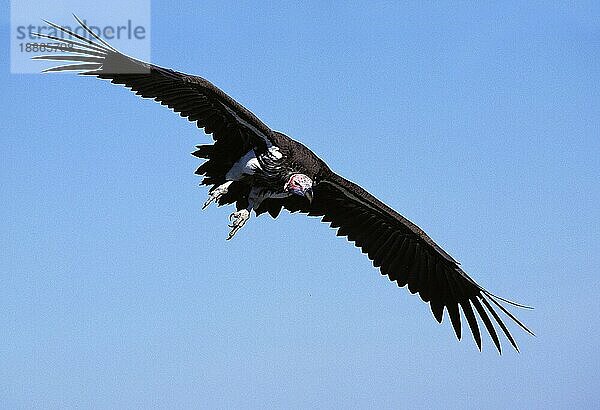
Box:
left=285, top=174, right=314, bottom=201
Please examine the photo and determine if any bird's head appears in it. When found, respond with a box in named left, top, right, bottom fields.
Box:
left=285, top=173, right=314, bottom=203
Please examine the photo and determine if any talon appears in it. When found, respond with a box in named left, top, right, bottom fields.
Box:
left=203, top=192, right=219, bottom=209
left=203, top=181, right=232, bottom=210
left=203, top=195, right=216, bottom=210
left=227, top=209, right=250, bottom=239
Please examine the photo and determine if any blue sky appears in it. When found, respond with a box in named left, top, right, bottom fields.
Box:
left=1, top=1, right=599, bottom=408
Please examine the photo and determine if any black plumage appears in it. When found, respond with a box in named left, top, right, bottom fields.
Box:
left=34, top=16, right=533, bottom=353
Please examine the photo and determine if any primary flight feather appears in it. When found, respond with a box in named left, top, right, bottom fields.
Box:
left=34, top=16, right=533, bottom=353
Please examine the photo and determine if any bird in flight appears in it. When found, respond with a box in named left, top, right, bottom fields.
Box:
left=34, top=16, right=533, bottom=353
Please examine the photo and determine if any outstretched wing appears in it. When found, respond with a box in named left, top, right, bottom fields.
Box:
left=307, top=172, right=533, bottom=353
left=33, top=16, right=275, bottom=180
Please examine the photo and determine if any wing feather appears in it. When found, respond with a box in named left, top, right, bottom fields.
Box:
left=33, top=16, right=277, bottom=185
left=305, top=172, right=532, bottom=353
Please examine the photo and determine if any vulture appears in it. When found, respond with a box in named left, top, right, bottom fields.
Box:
left=34, top=16, right=533, bottom=353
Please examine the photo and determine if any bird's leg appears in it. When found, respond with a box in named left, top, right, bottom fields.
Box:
left=226, top=187, right=264, bottom=240
left=203, top=181, right=233, bottom=209
left=227, top=208, right=251, bottom=240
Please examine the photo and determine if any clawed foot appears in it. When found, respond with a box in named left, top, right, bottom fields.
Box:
left=203, top=182, right=232, bottom=210
left=227, top=209, right=250, bottom=240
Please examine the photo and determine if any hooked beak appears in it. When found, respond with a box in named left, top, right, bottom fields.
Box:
left=304, top=188, right=313, bottom=204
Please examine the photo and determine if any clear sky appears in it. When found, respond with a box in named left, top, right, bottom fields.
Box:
left=1, top=2, right=599, bottom=409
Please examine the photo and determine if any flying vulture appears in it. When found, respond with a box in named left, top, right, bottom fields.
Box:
left=34, top=17, right=533, bottom=353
